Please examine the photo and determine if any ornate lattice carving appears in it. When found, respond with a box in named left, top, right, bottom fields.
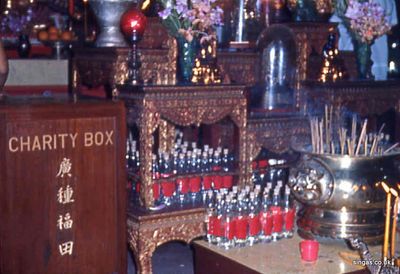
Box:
left=247, top=115, right=310, bottom=156
left=127, top=208, right=205, bottom=273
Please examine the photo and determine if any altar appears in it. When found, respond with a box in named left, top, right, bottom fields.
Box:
left=1, top=0, right=400, bottom=273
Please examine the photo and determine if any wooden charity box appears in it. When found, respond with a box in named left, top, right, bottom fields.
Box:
left=0, top=96, right=126, bottom=274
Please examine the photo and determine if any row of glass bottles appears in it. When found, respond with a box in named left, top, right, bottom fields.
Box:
left=127, top=130, right=236, bottom=206
left=251, top=158, right=289, bottom=188
left=126, top=132, right=235, bottom=174
left=205, top=183, right=295, bottom=249
left=151, top=145, right=236, bottom=206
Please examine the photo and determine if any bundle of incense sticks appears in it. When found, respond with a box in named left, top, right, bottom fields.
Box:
left=309, top=105, right=398, bottom=156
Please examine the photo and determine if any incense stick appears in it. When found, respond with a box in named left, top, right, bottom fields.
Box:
left=355, top=119, right=368, bottom=156
left=384, top=143, right=399, bottom=154
left=309, top=108, right=396, bottom=157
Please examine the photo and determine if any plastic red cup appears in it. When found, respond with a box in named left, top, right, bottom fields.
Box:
left=299, top=240, right=319, bottom=262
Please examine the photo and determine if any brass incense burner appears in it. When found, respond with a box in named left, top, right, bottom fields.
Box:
left=289, top=148, right=400, bottom=243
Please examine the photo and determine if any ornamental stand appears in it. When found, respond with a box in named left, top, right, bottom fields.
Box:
left=118, top=84, right=248, bottom=273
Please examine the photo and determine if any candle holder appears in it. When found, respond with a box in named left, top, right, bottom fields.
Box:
left=120, top=7, right=147, bottom=86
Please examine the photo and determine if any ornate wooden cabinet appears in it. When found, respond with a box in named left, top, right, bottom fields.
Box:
left=118, top=84, right=248, bottom=273
left=0, top=97, right=127, bottom=274
left=119, top=84, right=248, bottom=208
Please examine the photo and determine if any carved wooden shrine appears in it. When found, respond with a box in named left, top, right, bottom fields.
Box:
left=119, top=84, right=248, bottom=207
left=118, top=84, right=247, bottom=273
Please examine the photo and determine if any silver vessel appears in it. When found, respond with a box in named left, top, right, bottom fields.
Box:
left=89, top=0, right=134, bottom=47
left=288, top=148, right=400, bottom=243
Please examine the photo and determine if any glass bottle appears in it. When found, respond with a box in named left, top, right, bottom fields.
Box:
left=126, top=139, right=132, bottom=169
left=267, top=159, right=278, bottom=186
left=215, top=194, right=224, bottom=246
left=186, top=151, right=193, bottom=173
left=201, top=151, right=213, bottom=192
left=222, top=148, right=233, bottom=189
left=222, top=196, right=236, bottom=249
left=189, top=151, right=201, bottom=203
left=177, top=153, right=189, bottom=204
left=234, top=194, right=248, bottom=247
left=208, top=148, right=214, bottom=168
left=222, top=149, right=229, bottom=171
left=205, top=190, right=217, bottom=243
left=160, top=154, right=175, bottom=206
left=212, top=151, right=223, bottom=191
left=135, top=150, right=140, bottom=171
left=151, top=154, right=161, bottom=204
left=282, top=187, right=295, bottom=238
left=247, top=192, right=261, bottom=246
left=260, top=192, right=273, bottom=242
left=271, top=188, right=284, bottom=241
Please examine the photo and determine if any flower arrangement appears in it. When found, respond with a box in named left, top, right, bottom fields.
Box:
left=158, top=0, right=223, bottom=44
left=0, top=8, right=36, bottom=35
left=335, top=0, right=391, bottom=43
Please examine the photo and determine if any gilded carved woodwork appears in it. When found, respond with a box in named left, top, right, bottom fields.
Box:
left=303, top=81, right=400, bottom=117
left=295, top=32, right=309, bottom=110
left=247, top=115, right=310, bottom=156
left=119, top=85, right=248, bottom=207
left=158, top=119, right=175, bottom=153
left=217, top=51, right=259, bottom=86
left=127, top=207, right=205, bottom=274
left=314, top=0, right=333, bottom=15
left=166, top=37, right=178, bottom=85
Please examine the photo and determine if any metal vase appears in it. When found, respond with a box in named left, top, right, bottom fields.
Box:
left=288, top=148, right=400, bottom=243
left=89, top=0, right=134, bottom=47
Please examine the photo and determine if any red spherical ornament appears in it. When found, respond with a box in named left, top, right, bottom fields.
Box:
left=120, top=7, right=147, bottom=37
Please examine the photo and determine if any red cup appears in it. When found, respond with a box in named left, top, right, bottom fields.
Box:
left=202, top=175, right=213, bottom=190
left=299, top=240, right=319, bottom=262
left=213, top=175, right=223, bottom=190
left=222, top=175, right=233, bottom=188
left=189, top=176, right=202, bottom=193
left=177, top=178, right=190, bottom=194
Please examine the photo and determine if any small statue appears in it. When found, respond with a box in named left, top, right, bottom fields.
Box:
left=318, top=33, right=346, bottom=83
left=349, top=238, right=400, bottom=274
left=191, top=39, right=222, bottom=85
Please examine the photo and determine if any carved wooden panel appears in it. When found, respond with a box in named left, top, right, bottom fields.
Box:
left=247, top=114, right=310, bottom=158
left=127, top=207, right=205, bottom=274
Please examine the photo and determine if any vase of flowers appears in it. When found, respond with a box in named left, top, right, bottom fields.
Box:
left=0, top=7, right=37, bottom=58
left=334, top=0, right=391, bottom=79
left=158, top=0, right=223, bottom=84
left=353, top=39, right=372, bottom=79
